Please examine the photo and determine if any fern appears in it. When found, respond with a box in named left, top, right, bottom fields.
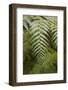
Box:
left=23, top=15, right=57, bottom=74
left=30, top=49, right=57, bottom=74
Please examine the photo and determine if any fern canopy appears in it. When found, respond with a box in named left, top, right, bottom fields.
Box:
left=23, top=15, right=57, bottom=74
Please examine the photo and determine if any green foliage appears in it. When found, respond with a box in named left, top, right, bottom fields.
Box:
left=30, top=49, right=57, bottom=74
left=23, top=15, right=57, bottom=74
